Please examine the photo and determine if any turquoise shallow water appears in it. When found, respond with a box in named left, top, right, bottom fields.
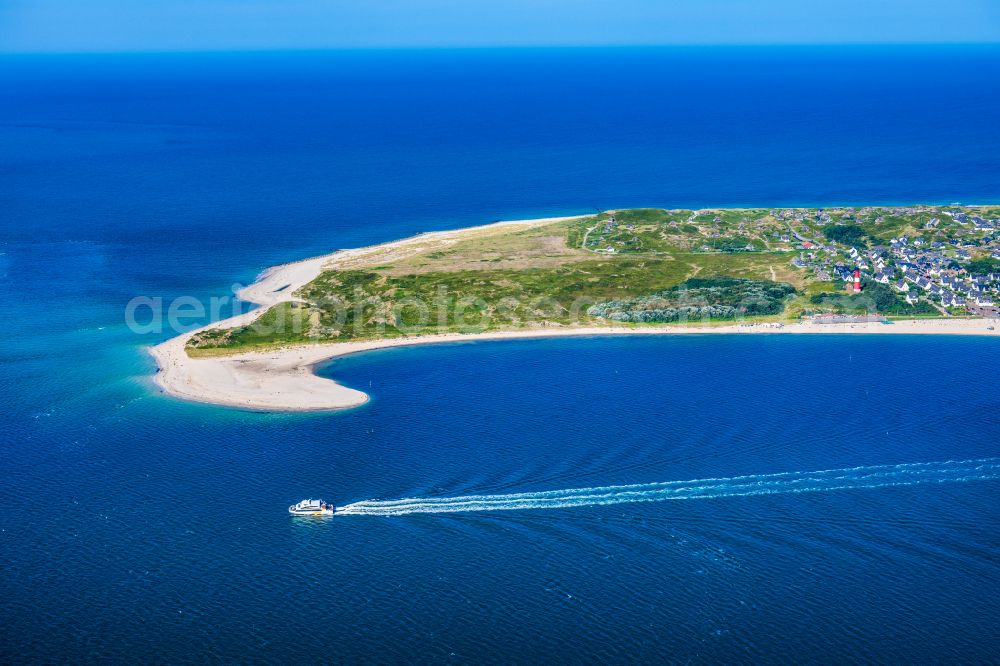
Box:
left=2, top=48, right=1000, bottom=663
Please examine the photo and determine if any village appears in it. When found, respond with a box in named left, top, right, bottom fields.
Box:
left=784, top=207, right=1000, bottom=317
left=573, top=205, right=1000, bottom=319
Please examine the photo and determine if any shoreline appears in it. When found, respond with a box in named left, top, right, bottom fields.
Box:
left=149, top=215, right=588, bottom=411
left=149, top=215, right=1000, bottom=413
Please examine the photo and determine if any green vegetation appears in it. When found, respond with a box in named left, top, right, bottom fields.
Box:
left=808, top=279, right=935, bottom=316
left=189, top=253, right=794, bottom=352
left=565, top=207, right=787, bottom=256
left=588, top=278, right=796, bottom=323
left=706, top=236, right=762, bottom=253
left=966, top=257, right=1000, bottom=275
left=567, top=209, right=696, bottom=254
left=191, top=302, right=317, bottom=349
left=822, top=224, right=869, bottom=248
left=185, top=204, right=991, bottom=356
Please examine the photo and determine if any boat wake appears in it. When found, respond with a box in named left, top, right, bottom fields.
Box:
left=337, top=458, right=1000, bottom=517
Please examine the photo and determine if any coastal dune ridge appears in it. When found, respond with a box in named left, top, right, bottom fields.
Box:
left=149, top=214, right=1000, bottom=412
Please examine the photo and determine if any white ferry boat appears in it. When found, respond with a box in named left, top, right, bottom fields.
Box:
left=288, top=499, right=336, bottom=516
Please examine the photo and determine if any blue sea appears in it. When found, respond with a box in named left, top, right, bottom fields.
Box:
left=2, top=47, right=999, bottom=663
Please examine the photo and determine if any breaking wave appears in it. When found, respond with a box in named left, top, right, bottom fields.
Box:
left=337, top=458, right=1000, bottom=517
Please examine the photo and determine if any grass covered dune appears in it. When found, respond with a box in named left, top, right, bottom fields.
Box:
left=191, top=205, right=990, bottom=355
left=149, top=208, right=1000, bottom=411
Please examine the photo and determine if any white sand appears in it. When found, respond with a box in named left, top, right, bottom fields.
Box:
left=149, top=216, right=1000, bottom=412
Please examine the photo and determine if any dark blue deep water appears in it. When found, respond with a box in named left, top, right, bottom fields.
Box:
left=2, top=47, right=999, bottom=663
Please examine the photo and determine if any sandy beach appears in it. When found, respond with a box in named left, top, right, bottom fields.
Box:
left=149, top=216, right=1000, bottom=412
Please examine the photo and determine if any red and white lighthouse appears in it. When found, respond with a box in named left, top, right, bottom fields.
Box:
left=853, top=269, right=862, bottom=293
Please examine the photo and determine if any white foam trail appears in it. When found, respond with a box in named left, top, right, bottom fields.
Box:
left=336, top=458, right=1000, bottom=517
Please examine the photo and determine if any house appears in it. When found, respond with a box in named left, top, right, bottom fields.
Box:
left=906, top=292, right=919, bottom=304
left=874, top=272, right=891, bottom=284
left=916, top=277, right=932, bottom=290
left=894, top=280, right=909, bottom=293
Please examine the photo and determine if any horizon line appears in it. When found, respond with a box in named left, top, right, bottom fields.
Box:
left=4, top=41, right=1000, bottom=57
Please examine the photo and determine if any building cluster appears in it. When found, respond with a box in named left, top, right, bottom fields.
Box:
left=787, top=208, right=1000, bottom=316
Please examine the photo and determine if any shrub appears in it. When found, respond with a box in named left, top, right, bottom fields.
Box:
left=588, top=277, right=795, bottom=323
left=822, top=224, right=868, bottom=248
